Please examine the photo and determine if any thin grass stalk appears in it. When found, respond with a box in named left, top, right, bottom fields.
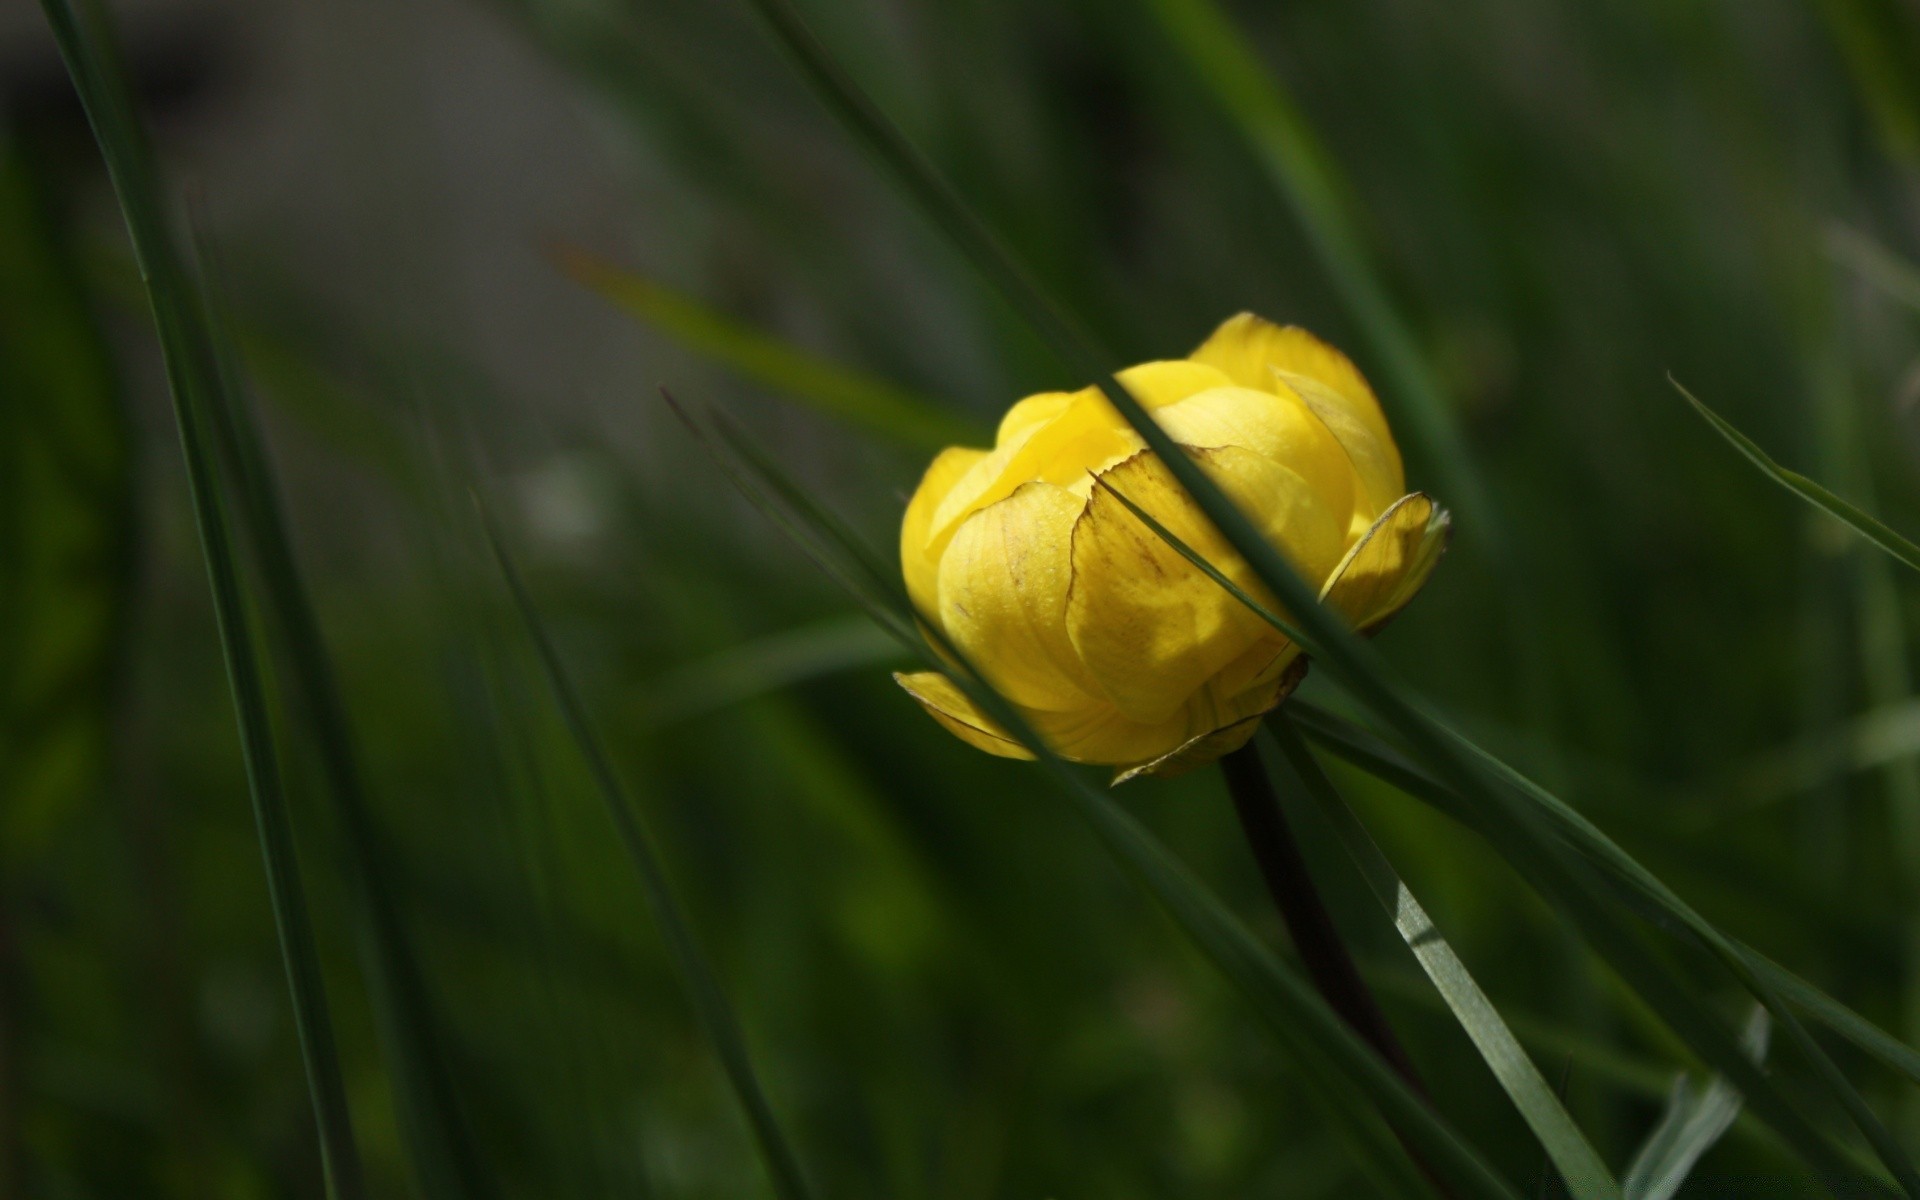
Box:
left=479, top=504, right=818, bottom=1200
left=36, top=1, right=366, bottom=1193
left=191, top=236, right=495, bottom=1199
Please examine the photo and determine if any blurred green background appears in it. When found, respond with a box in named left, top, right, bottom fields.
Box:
left=7, top=0, right=1920, bottom=1195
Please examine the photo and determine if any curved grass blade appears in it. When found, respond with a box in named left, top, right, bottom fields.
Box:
left=666, top=391, right=1520, bottom=1200
left=1265, top=719, right=1620, bottom=1200
left=634, top=614, right=900, bottom=726
left=1622, top=1008, right=1770, bottom=1200
left=1291, top=700, right=1920, bottom=1090
left=1674, top=377, right=1920, bottom=575
left=35, top=1, right=367, bottom=1194
left=1826, top=226, right=1920, bottom=316
left=478, top=504, right=817, bottom=1200
left=561, top=248, right=982, bottom=451
left=1138, top=0, right=1497, bottom=545
left=192, top=237, right=496, bottom=1199
left=719, top=2, right=1908, bottom=1187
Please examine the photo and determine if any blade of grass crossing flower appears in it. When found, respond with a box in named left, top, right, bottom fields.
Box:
left=1674, top=378, right=1920, bottom=575
left=478, top=503, right=817, bottom=1200
left=191, top=233, right=496, bottom=1200
left=1265, top=719, right=1619, bottom=1200
left=36, top=1, right=366, bottom=1194
left=1622, top=1009, right=1770, bottom=1200
left=1292, top=702, right=1920, bottom=1087
left=561, top=249, right=982, bottom=450
left=1086, top=410, right=1905, bottom=1189
left=723, top=2, right=1906, bottom=1186
left=666, top=393, right=1524, bottom=1200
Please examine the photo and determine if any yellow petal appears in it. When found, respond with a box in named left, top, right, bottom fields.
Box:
left=1067, top=446, right=1346, bottom=725
left=893, top=671, right=1191, bottom=765
left=1152, top=384, right=1357, bottom=532
left=901, top=446, right=989, bottom=620
left=996, top=390, right=1075, bottom=443
left=894, top=671, right=1034, bottom=760
left=1320, top=492, right=1450, bottom=634
left=1105, top=359, right=1238, bottom=409
left=937, top=482, right=1097, bottom=710
left=929, top=392, right=1140, bottom=548
left=1275, top=369, right=1404, bottom=532
left=1112, top=656, right=1310, bottom=784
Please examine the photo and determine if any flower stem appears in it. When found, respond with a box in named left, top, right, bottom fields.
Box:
left=1219, top=740, right=1426, bottom=1096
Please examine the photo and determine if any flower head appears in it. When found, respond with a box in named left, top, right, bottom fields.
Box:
left=896, top=313, right=1447, bottom=781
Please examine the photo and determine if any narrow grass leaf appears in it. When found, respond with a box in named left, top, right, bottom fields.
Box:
left=192, top=231, right=495, bottom=1199
left=635, top=614, right=901, bottom=726
left=1266, top=718, right=1619, bottom=1200
left=1675, top=378, right=1920, bottom=574
left=479, top=502, right=817, bottom=1200
left=562, top=248, right=981, bottom=450
left=1292, top=701, right=1920, bottom=1088
left=1623, top=1009, right=1770, bottom=1200
left=666, top=391, right=1520, bottom=1200
left=36, top=1, right=367, bottom=1194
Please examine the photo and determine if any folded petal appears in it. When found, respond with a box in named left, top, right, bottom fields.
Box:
left=1320, top=492, right=1450, bottom=634
left=894, top=671, right=1033, bottom=760
left=1275, top=370, right=1404, bottom=532
left=1152, top=383, right=1356, bottom=531
left=1112, top=655, right=1311, bottom=783
left=1067, top=446, right=1346, bottom=725
left=901, top=446, right=988, bottom=620
left=938, top=482, right=1097, bottom=710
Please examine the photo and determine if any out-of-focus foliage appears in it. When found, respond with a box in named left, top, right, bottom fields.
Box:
left=8, top=0, right=1920, bottom=1195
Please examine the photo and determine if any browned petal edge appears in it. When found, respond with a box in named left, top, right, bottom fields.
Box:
left=1320, top=492, right=1451, bottom=638
left=1111, top=656, right=1312, bottom=786
left=891, top=671, right=1035, bottom=759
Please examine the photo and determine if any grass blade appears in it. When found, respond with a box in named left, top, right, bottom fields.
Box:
left=634, top=614, right=900, bottom=726
left=1138, top=0, right=1497, bottom=544
left=561, top=248, right=983, bottom=450
left=478, top=503, right=818, bottom=1200
left=1674, top=377, right=1920, bottom=575
left=36, top=1, right=367, bottom=1194
left=1266, top=718, right=1620, bottom=1200
left=191, top=234, right=495, bottom=1199
left=666, top=391, right=1521, bottom=1199
left=1622, top=1009, right=1770, bottom=1200
left=1291, top=700, right=1920, bottom=1088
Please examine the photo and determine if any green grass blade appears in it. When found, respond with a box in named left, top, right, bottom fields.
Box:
left=722, top=2, right=1905, bottom=1186
left=562, top=249, right=983, bottom=450
left=666, top=391, right=1520, bottom=1200
left=35, top=1, right=367, bottom=1195
left=1291, top=700, right=1920, bottom=1088
left=1825, top=225, right=1920, bottom=316
left=1266, top=719, right=1620, bottom=1200
left=634, top=614, right=900, bottom=726
left=191, top=235, right=496, bottom=1199
left=1622, top=1009, right=1770, bottom=1200
left=1138, top=0, right=1498, bottom=544
left=1674, top=377, right=1920, bottom=575
left=478, top=504, right=818, bottom=1200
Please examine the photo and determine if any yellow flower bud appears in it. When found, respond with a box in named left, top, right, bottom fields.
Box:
left=896, top=313, right=1447, bottom=781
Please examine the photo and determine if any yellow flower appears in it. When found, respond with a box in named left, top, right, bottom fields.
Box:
left=896, top=312, right=1448, bottom=782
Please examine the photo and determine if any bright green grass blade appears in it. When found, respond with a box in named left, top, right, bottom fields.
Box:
left=1265, top=719, right=1620, bottom=1200
left=1826, top=225, right=1920, bottom=316
left=1674, top=378, right=1920, bottom=575
left=563, top=249, right=983, bottom=450
left=1138, top=0, right=1497, bottom=545
left=1291, top=700, right=1920, bottom=1090
left=723, top=1, right=1906, bottom=1186
left=35, top=2, right=367, bottom=1195
left=1622, top=1008, right=1770, bottom=1200
left=667, top=392, right=1520, bottom=1200
left=634, top=614, right=901, bottom=726
left=191, top=239, right=496, bottom=1199
left=479, top=504, right=818, bottom=1200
